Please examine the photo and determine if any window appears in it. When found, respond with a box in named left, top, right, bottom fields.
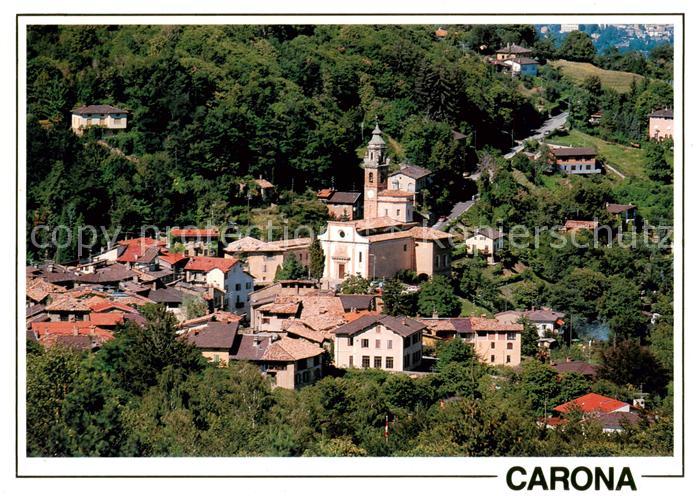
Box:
left=302, top=370, right=310, bottom=383
left=396, top=209, right=400, bottom=216
left=349, top=356, right=354, bottom=367
left=412, top=333, right=420, bottom=345
left=348, top=336, right=354, bottom=346
left=385, top=357, right=394, bottom=369
left=313, top=356, right=321, bottom=366
left=375, top=339, right=381, bottom=349
left=235, top=283, right=241, bottom=291
left=369, top=172, right=374, bottom=183
left=374, top=356, right=382, bottom=368
left=490, top=355, right=495, bottom=363
left=375, top=326, right=381, bottom=333
left=506, top=355, right=511, bottom=363
left=384, top=209, right=388, bottom=216
left=403, top=355, right=410, bottom=368
left=413, top=350, right=421, bottom=364
left=403, top=337, right=410, bottom=348
left=507, top=342, right=513, bottom=350
left=490, top=342, right=495, bottom=349
left=436, top=256, right=440, bottom=268
left=263, top=265, right=267, bottom=273
left=362, top=356, right=370, bottom=368
left=245, top=282, right=252, bottom=289
left=262, top=318, right=270, bottom=325
left=361, top=339, right=369, bottom=348
left=403, top=244, right=407, bottom=252
left=507, top=332, right=517, bottom=340
left=359, top=252, right=363, bottom=263
left=387, top=340, right=392, bottom=350
left=477, top=331, right=487, bottom=338
left=444, top=254, right=449, bottom=266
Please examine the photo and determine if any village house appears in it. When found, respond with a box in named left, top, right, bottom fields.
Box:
left=563, top=219, right=599, bottom=233
left=495, top=43, right=533, bottom=60
left=148, top=287, right=188, bottom=318
left=224, top=236, right=312, bottom=284
left=253, top=177, right=275, bottom=201
left=229, top=334, right=324, bottom=389
left=546, top=393, right=640, bottom=433
left=31, top=321, right=114, bottom=350
left=388, top=164, right=432, bottom=199
left=317, top=189, right=363, bottom=220
left=44, top=295, right=91, bottom=322
left=495, top=307, right=566, bottom=338
left=606, top=203, right=637, bottom=225
left=648, top=108, right=673, bottom=140
left=331, top=314, right=425, bottom=371
left=550, top=358, right=599, bottom=378
left=464, top=227, right=504, bottom=264
left=183, top=256, right=254, bottom=317
left=503, top=57, right=539, bottom=77
left=186, top=321, right=240, bottom=366
left=420, top=316, right=523, bottom=367
left=169, top=228, right=221, bottom=257
left=70, top=104, right=128, bottom=135
left=550, top=147, right=600, bottom=174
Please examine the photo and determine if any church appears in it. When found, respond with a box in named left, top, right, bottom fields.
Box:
left=318, top=124, right=453, bottom=287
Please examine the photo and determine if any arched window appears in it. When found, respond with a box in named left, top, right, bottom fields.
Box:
left=368, top=172, right=374, bottom=183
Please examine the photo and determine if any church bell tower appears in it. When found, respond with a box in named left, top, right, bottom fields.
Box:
left=363, top=122, right=389, bottom=219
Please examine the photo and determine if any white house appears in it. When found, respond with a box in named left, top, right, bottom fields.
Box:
left=183, top=256, right=254, bottom=318
left=465, top=227, right=504, bottom=264
left=331, top=314, right=425, bottom=371
left=494, top=307, right=565, bottom=337
left=505, top=57, right=539, bottom=77
left=71, top=104, right=128, bottom=135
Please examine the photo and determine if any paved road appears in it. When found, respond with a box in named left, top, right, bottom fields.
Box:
left=503, top=111, right=569, bottom=159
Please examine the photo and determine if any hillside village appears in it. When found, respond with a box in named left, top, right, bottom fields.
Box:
left=25, top=24, right=674, bottom=457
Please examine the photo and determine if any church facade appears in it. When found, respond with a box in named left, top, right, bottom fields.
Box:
left=318, top=124, right=452, bottom=287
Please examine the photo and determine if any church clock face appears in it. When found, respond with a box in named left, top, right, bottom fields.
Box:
left=366, top=189, right=375, bottom=199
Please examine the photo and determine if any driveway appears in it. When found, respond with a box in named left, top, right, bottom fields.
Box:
left=503, top=111, right=569, bottom=159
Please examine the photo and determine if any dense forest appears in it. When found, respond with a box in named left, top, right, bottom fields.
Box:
left=27, top=24, right=549, bottom=262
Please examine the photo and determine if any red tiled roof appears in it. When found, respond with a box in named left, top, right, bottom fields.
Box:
left=158, top=252, right=188, bottom=265
left=184, top=256, right=238, bottom=273
left=317, top=188, right=335, bottom=200
left=88, top=299, right=136, bottom=313
left=554, top=393, right=629, bottom=415
left=31, top=321, right=114, bottom=343
left=88, top=312, right=125, bottom=327
left=564, top=220, right=599, bottom=231
left=469, top=317, right=522, bottom=332
left=171, top=228, right=219, bottom=238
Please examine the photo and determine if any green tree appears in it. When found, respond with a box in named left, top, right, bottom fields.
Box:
left=597, top=340, right=669, bottom=397
left=417, top=275, right=461, bottom=317
left=519, top=359, right=560, bottom=413
left=519, top=317, right=540, bottom=357
left=308, top=237, right=325, bottom=279
left=558, top=31, right=596, bottom=62
left=598, top=275, right=647, bottom=341
left=182, top=295, right=208, bottom=320
left=644, top=141, right=672, bottom=184
left=382, top=278, right=415, bottom=316
left=340, top=274, right=371, bottom=294
left=94, top=304, right=205, bottom=396
left=275, top=256, right=307, bottom=281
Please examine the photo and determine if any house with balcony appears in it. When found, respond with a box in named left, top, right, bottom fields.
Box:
left=330, top=314, right=425, bottom=371
left=71, top=104, right=128, bottom=135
